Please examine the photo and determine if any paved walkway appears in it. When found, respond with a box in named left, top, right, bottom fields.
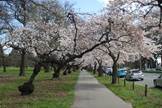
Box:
left=72, top=70, right=132, bottom=108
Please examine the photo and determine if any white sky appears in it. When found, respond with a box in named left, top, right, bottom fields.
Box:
left=96, top=0, right=110, bottom=5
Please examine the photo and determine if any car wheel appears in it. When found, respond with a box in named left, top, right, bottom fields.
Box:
left=154, top=80, right=157, bottom=87
left=141, top=78, right=144, bottom=81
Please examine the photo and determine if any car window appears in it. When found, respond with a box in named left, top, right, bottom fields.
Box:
left=132, top=71, right=140, bottom=73
left=127, top=71, right=132, bottom=73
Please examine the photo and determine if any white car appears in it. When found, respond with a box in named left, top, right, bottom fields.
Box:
left=102, top=67, right=112, bottom=75
left=153, top=74, right=162, bottom=87
left=126, top=69, right=144, bottom=81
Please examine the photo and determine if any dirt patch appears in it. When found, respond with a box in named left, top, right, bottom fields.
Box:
left=0, top=76, right=17, bottom=83
left=54, top=91, right=68, bottom=97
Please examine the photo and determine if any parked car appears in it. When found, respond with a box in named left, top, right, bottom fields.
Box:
left=125, top=69, right=144, bottom=81
left=105, top=68, right=112, bottom=75
left=117, top=68, right=127, bottom=78
left=153, top=74, right=162, bottom=87
left=102, top=67, right=112, bottom=75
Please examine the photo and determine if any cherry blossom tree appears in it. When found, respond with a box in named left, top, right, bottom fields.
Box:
left=13, top=12, right=110, bottom=95
left=0, top=0, right=65, bottom=76
left=95, top=0, right=161, bottom=84
left=8, top=0, right=160, bottom=95
left=79, top=2, right=160, bottom=84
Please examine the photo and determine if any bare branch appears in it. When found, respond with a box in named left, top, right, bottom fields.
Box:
left=67, top=12, right=78, bottom=54
left=144, top=5, right=154, bottom=18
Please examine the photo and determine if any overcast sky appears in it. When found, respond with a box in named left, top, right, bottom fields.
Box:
left=60, top=0, right=108, bottom=13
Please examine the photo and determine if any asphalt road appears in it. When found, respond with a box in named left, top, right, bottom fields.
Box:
left=135, top=73, right=161, bottom=88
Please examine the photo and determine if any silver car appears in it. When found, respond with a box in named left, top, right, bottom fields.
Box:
left=153, top=74, right=162, bottom=87
left=102, top=67, right=112, bottom=75
left=126, top=69, right=144, bottom=81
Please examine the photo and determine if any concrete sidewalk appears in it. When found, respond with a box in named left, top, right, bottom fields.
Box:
left=72, top=70, right=132, bottom=108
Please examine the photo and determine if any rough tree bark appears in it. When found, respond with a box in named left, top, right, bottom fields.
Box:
left=68, top=67, right=71, bottom=74
left=112, top=61, right=118, bottom=84
left=2, top=56, right=6, bottom=73
left=43, top=64, right=50, bottom=72
left=19, top=49, right=26, bottom=76
left=0, top=45, right=6, bottom=72
left=161, top=54, right=162, bottom=67
left=52, top=66, right=61, bottom=79
left=96, top=59, right=103, bottom=77
left=18, top=0, right=27, bottom=76
left=110, top=52, right=120, bottom=84
left=93, top=61, right=97, bottom=75
left=63, top=67, right=68, bottom=75
left=18, top=63, right=41, bottom=95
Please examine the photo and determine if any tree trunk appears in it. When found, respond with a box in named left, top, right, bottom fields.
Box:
left=2, top=55, right=6, bottom=72
left=112, top=62, right=118, bottom=84
left=161, top=54, right=162, bottom=67
left=3, top=64, right=6, bottom=72
left=97, top=65, right=103, bottom=77
left=28, top=63, right=41, bottom=83
left=63, top=67, right=68, bottom=75
left=98, top=63, right=103, bottom=77
left=19, top=49, right=26, bottom=76
left=98, top=69, right=103, bottom=77
left=18, top=63, right=41, bottom=95
left=52, top=66, right=61, bottom=79
left=0, top=45, right=6, bottom=72
left=93, top=62, right=97, bottom=75
left=93, top=70, right=96, bottom=75
left=139, top=56, right=142, bottom=70
left=96, top=59, right=103, bottom=77
left=68, top=67, right=71, bottom=74
left=43, top=64, right=50, bottom=72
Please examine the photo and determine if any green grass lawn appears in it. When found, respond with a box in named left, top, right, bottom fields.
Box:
left=96, top=75, right=162, bottom=108
left=0, top=67, right=79, bottom=108
left=143, top=70, right=162, bottom=74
